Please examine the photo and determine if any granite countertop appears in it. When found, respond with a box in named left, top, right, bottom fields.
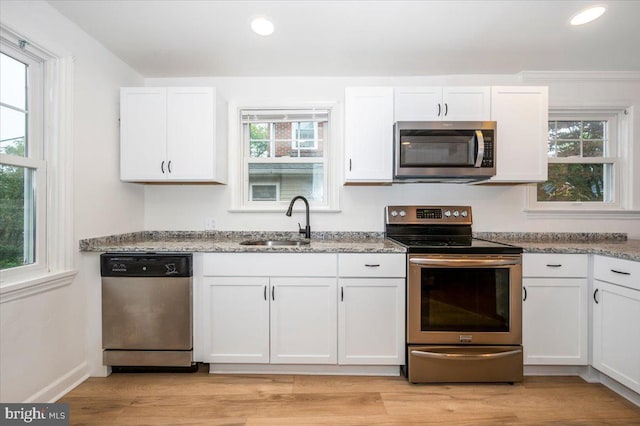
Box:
left=79, top=231, right=640, bottom=261
left=79, top=231, right=405, bottom=254
left=475, top=232, right=640, bottom=262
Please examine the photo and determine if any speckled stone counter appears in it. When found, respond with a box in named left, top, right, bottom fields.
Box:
left=475, top=232, right=640, bottom=262
left=80, top=231, right=640, bottom=261
left=79, top=231, right=405, bottom=254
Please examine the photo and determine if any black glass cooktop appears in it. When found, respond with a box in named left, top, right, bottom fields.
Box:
left=385, top=236, right=522, bottom=254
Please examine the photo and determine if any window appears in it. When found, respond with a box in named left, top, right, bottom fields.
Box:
left=241, top=108, right=330, bottom=209
left=530, top=110, right=627, bottom=210
left=0, top=44, right=46, bottom=273
left=1, top=28, right=73, bottom=290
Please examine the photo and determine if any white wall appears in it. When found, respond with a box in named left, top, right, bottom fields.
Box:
left=144, top=75, right=640, bottom=238
left=0, top=1, right=144, bottom=402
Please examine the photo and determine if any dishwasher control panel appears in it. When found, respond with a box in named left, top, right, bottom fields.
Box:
left=100, top=253, right=192, bottom=277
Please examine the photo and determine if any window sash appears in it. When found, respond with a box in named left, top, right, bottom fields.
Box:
left=529, top=110, right=624, bottom=210
left=240, top=108, right=330, bottom=209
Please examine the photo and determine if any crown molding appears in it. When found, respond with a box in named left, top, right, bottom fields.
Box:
left=519, top=71, right=640, bottom=83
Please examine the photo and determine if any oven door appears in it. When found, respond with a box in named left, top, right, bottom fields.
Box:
left=407, top=254, right=522, bottom=345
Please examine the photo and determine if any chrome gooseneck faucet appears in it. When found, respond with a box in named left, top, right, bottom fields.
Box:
left=285, top=195, right=311, bottom=239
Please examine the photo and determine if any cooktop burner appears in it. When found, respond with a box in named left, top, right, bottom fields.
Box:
left=385, top=205, right=522, bottom=255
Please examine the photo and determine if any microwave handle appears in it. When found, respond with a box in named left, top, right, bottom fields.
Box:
left=474, top=130, right=485, bottom=168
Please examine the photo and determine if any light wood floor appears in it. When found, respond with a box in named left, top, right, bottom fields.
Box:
left=59, top=367, right=640, bottom=425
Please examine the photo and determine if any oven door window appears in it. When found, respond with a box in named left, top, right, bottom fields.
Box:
left=420, top=267, right=510, bottom=332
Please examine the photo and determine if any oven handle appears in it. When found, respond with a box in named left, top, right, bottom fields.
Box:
left=411, top=349, right=522, bottom=360
left=409, top=258, right=521, bottom=267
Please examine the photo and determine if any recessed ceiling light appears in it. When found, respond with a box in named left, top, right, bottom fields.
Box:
left=251, top=17, right=275, bottom=36
left=570, top=5, right=606, bottom=26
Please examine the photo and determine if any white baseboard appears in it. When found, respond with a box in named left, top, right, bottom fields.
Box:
left=209, top=363, right=402, bottom=376
left=25, top=362, right=89, bottom=403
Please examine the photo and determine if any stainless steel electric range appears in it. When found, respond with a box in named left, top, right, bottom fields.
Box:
left=385, top=205, right=524, bottom=384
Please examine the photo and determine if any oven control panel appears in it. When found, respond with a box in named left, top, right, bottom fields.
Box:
left=386, top=205, right=472, bottom=225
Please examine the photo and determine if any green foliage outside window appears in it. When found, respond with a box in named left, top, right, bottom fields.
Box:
left=537, top=120, right=608, bottom=202
left=0, top=138, right=26, bottom=269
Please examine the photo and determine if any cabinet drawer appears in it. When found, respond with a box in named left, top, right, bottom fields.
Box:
left=203, top=253, right=337, bottom=277
left=594, top=256, right=640, bottom=291
left=338, top=253, right=405, bottom=277
left=522, top=254, right=587, bottom=278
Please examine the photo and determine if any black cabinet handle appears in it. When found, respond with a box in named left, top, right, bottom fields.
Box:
left=546, top=264, right=562, bottom=268
left=593, top=288, right=599, bottom=304
left=437, top=103, right=441, bottom=117
left=272, top=286, right=275, bottom=301
left=611, top=269, right=631, bottom=276
left=161, top=160, right=165, bottom=174
left=364, top=264, right=380, bottom=268
left=341, top=287, right=344, bottom=302
left=444, top=103, right=448, bottom=116
left=264, top=285, right=267, bottom=301
left=167, top=160, right=172, bottom=173
left=349, top=158, right=352, bottom=171
left=523, top=286, right=527, bottom=301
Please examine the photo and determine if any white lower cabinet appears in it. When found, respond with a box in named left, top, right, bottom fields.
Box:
left=270, top=278, right=337, bottom=364
left=204, top=277, right=270, bottom=363
left=199, top=252, right=406, bottom=369
left=338, top=253, right=406, bottom=365
left=522, top=254, right=588, bottom=365
left=200, top=253, right=337, bottom=365
left=593, top=256, right=640, bottom=394
left=338, top=278, right=405, bottom=365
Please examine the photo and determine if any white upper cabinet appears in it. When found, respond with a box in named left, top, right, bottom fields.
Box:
left=120, top=87, right=227, bottom=183
left=344, top=87, right=395, bottom=183
left=394, top=86, right=491, bottom=122
left=487, top=86, right=549, bottom=183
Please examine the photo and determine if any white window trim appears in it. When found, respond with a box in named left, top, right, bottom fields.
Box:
left=0, top=26, right=76, bottom=294
left=526, top=106, right=635, bottom=215
left=229, top=101, right=340, bottom=212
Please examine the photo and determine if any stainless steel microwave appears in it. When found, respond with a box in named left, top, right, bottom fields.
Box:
left=394, top=121, right=496, bottom=182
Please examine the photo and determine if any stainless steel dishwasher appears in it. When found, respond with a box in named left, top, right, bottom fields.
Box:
left=101, top=253, right=193, bottom=367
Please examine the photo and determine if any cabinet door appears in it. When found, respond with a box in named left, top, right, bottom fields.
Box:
left=344, top=87, right=394, bottom=183
left=203, top=277, right=270, bottom=364
left=593, top=280, right=640, bottom=393
left=394, top=87, right=442, bottom=121
left=120, top=87, right=167, bottom=181
left=166, top=87, right=216, bottom=181
left=489, top=86, right=549, bottom=182
left=338, top=278, right=405, bottom=365
left=522, top=278, right=588, bottom=365
left=442, top=87, right=491, bottom=121
left=270, top=278, right=337, bottom=364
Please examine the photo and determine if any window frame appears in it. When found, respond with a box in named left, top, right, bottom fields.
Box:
left=249, top=182, right=280, bottom=202
left=0, top=26, right=75, bottom=292
left=235, top=106, right=336, bottom=212
left=0, top=40, right=47, bottom=280
left=527, top=108, right=630, bottom=212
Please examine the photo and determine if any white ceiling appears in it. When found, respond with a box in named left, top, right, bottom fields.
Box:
left=47, top=0, right=640, bottom=77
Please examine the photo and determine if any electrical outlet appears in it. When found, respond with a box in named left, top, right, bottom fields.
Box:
left=204, top=217, right=216, bottom=230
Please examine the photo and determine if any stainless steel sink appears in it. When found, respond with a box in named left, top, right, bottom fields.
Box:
left=239, top=239, right=311, bottom=247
